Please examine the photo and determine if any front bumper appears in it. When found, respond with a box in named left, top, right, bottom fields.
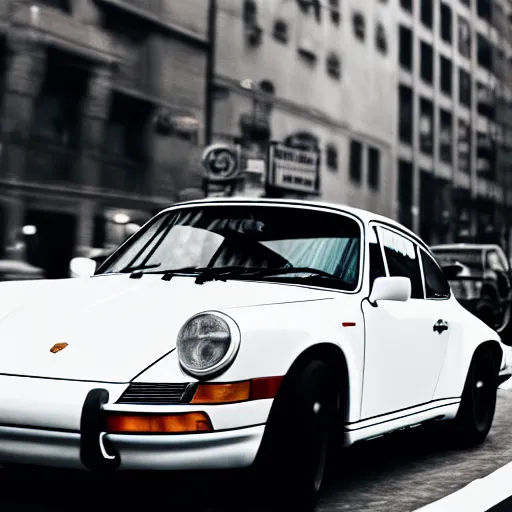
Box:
left=0, top=376, right=272, bottom=471
left=0, top=424, right=265, bottom=471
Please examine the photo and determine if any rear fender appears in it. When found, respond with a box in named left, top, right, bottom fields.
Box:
left=433, top=308, right=502, bottom=400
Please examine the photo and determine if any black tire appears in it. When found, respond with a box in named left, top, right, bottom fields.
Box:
left=252, top=360, right=339, bottom=511
left=447, top=346, right=498, bottom=448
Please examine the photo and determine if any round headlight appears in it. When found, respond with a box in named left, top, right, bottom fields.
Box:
left=176, top=311, right=241, bottom=378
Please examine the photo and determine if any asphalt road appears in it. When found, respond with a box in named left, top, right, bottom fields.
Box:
left=1, top=388, right=512, bottom=512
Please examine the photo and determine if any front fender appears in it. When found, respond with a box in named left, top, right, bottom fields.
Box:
left=134, top=298, right=366, bottom=423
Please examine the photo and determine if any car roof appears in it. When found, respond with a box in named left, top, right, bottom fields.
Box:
left=162, top=197, right=426, bottom=246
left=431, top=243, right=501, bottom=251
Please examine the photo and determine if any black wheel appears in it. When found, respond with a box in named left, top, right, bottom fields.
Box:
left=252, top=360, right=340, bottom=511
left=449, top=346, right=498, bottom=448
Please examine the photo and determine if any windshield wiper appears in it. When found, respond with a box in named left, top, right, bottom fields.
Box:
left=194, top=266, right=265, bottom=284
left=194, top=266, right=336, bottom=285
left=129, top=266, right=203, bottom=280
left=126, top=265, right=252, bottom=282
left=247, top=267, right=335, bottom=279
left=117, top=263, right=162, bottom=274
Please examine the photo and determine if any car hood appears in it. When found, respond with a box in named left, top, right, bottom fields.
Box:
left=0, top=274, right=335, bottom=382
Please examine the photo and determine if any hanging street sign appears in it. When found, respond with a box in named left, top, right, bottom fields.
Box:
left=267, top=142, right=321, bottom=195
left=201, top=143, right=240, bottom=183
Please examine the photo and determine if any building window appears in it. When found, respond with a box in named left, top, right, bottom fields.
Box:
left=399, top=84, right=414, bottom=145
left=421, top=0, right=433, bottom=29
left=38, top=0, right=70, bottom=11
left=329, top=0, right=340, bottom=24
left=459, top=68, right=471, bottom=106
left=326, top=144, right=338, bottom=170
left=398, top=160, right=413, bottom=229
left=440, top=56, right=452, bottom=96
left=400, top=0, right=413, bottom=11
left=353, top=12, right=365, bottom=41
left=32, top=57, right=86, bottom=149
left=105, top=94, right=149, bottom=162
left=458, top=119, right=470, bottom=174
left=368, top=146, right=380, bottom=190
left=440, top=3, right=452, bottom=43
left=477, top=34, right=493, bottom=71
left=399, top=25, right=413, bottom=70
left=260, top=80, right=275, bottom=95
left=439, top=109, right=453, bottom=164
left=326, top=53, right=341, bottom=79
left=477, top=130, right=495, bottom=178
left=477, top=81, right=494, bottom=118
left=243, top=0, right=257, bottom=25
left=458, top=17, right=471, bottom=58
left=420, top=41, right=433, bottom=84
left=349, top=140, right=363, bottom=183
left=298, top=0, right=322, bottom=22
left=376, top=23, right=387, bottom=54
left=477, top=0, right=491, bottom=21
left=273, top=19, right=288, bottom=43
left=419, top=98, right=434, bottom=155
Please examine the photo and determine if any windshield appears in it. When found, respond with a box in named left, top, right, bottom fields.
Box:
left=98, top=205, right=362, bottom=291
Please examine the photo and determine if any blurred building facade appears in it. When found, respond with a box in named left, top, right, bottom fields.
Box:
left=0, top=0, right=208, bottom=277
left=396, top=0, right=512, bottom=248
left=211, top=0, right=398, bottom=218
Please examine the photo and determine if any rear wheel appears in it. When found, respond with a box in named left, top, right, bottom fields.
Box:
left=252, top=360, right=340, bottom=511
left=446, top=347, right=498, bottom=448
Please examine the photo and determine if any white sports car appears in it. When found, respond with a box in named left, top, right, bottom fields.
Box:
left=0, top=198, right=509, bottom=509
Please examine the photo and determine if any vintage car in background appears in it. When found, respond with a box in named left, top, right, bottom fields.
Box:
left=431, top=244, right=512, bottom=341
left=0, top=198, right=509, bottom=510
left=0, top=259, right=45, bottom=281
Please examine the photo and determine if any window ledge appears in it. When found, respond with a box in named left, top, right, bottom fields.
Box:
left=95, top=0, right=208, bottom=47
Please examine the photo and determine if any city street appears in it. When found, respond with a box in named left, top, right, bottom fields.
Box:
left=0, top=387, right=511, bottom=512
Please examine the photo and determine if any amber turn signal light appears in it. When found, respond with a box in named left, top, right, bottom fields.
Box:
left=105, top=411, right=213, bottom=434
left=190, top=376, right=284, bottom=405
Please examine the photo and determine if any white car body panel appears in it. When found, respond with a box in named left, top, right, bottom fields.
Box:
left=136, top=296, right=366, bottom=423
left=0, top=275, right=338, bottom=382
left=361, top=296, right=450, bottom=419
left=0, top=197, right=507, bottom=472
left=432, top=299, right=502, bottom=400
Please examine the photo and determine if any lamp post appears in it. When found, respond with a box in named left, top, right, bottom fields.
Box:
left=205, top=0, right=217, bottom=145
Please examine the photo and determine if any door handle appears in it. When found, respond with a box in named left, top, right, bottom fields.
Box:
left=433, top=319, right=449, bottom=334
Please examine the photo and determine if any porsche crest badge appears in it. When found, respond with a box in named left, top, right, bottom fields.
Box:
left=50, top=342, right=68, bottom=354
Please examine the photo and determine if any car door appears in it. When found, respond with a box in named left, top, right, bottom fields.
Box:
left=361, top=224, right=447, bottom=419
left=417, top=248, right=454, bottom=397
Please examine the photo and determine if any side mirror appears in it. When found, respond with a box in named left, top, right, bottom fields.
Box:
left=441, top=263, right=464, bottom=280
left=69, top=257, right=97, bottom=278
left=369, top=276, right=411, bottom=306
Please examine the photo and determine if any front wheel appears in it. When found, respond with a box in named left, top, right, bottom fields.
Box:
left=446, top=347, right=498, bottom=448
left=252, top=360, right=339, bottom=511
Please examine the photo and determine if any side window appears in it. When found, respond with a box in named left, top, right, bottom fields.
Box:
left=380, top=227, right=424, bottom=299
left=420, top=250, right=451, bottom=299
left=368, top=226, right=386, bottom=289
